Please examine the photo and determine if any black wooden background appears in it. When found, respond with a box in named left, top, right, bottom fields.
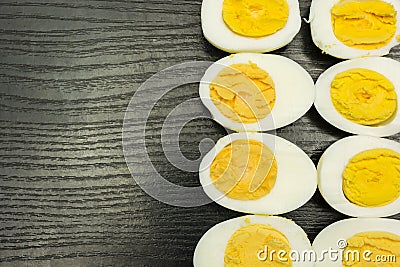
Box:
left=0, top=0, right=399, bottom=266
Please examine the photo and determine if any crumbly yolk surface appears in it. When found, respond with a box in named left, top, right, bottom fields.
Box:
left=210, top=62, right=276, bottom=124
left=331, top=0, right=397, bottom=50
left=225, top=224, right=292, bottom=267
left=343, top=148, right=400, bottom=207
left=331, top=68, right=397, bottom=125
left=343, top=231, right=400, bottom=267
left=210, top=140, right=277, bottom=200
left=222, top=0, right=289, bottom=37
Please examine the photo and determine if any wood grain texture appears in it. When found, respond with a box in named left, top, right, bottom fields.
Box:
left=0, top=0, right=399, bottom=266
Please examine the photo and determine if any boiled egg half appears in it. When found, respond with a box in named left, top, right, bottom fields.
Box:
left=313, top=218, right=400, bottom=266
left=201, top=0, right=301, bottom=52
left=315, top=57, right=400, bottom=137
left=199, top=132, right=317, bottom=214
left=194, top=215, right=313, bottom=267
left=318, top=135, right=400, bottom=217
left=310, top=0, right=400, bottom=59
left=199, top=53, right=315, bottom=132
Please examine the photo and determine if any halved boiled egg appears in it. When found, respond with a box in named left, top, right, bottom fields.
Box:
left=199, top=53, right=315, bottom=132
left=199, top=132, right=317, bottom=214
left=318, top=135, right=400, bottom=217
left=194, top=215, right=313, bottom=267
left=315, top=57, right=400, bottom=137
left=313, top=218, right=400, bottom=267
left=201, top=0, right=301, bottom=52
left=310, top=0, right=400, bottom=58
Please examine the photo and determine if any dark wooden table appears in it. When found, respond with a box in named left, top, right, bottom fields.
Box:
left=1, top=0, right=399, bottom=266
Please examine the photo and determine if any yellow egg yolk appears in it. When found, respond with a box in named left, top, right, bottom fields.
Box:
left=331, top=68, right=397, bottom=125
left=225, top=224, right=292, bottom=267
left=210, top=140, right=277, bottom=200
left=222, top=0, right=289, bottom=38
left=210, top=62, right=276, bottom=124
left=331, top=0, right=397, bottom=50
left=343, top=231, right=400, bottom=267
left=342, top=148, right=400, bottom=207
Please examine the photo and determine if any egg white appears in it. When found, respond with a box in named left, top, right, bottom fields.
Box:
left=317, top=135, right=400, bottom=217
left=201, top=0, right=301, bottom=53
left=309, top=0, right=400, bottom=59
left=313, top=218, right=400, bottom=267
left=314, top=57, right=400, bottom=137
left=199, top=53, right=315, bottom=132
left=194, top=215, right=313, bottom=267
left=199, top=132, right=317, bottom=214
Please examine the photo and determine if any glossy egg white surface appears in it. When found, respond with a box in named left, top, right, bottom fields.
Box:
left=309, top=0, right=400, bottom=59
left=194, top=215, right=313, bottom=267
left=199, top=53, right=315, bottom=132
left=317, top=135, right=400, bottom=217
left=314, top=57, right=400, bottom=137
left=201, top=0, right=301, bottom=53
left=313, top=218, right=400, bottom=267
left=199, top=132, right=317, bottom=214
